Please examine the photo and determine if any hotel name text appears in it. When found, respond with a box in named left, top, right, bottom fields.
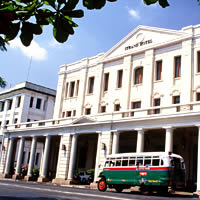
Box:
left=125, top=39, right=153, bottom=51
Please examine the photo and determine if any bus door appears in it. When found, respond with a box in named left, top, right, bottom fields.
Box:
left=135, top=157, right=148, bottom=186
left=171, top=157, right=185, bottom=188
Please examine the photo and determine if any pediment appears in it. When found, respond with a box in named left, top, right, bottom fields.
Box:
left=101, top=25, right=189, bottom=60
left=72, top=116, right=96, bottom=124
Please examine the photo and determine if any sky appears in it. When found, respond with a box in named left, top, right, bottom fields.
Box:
left=1, top=0, right=200, bottom=90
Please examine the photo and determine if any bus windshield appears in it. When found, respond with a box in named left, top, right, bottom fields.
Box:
left=171, top=157, right=184, bottom=169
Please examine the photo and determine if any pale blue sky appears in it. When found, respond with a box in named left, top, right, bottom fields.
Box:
left=1, top=0, right=200, bottom=90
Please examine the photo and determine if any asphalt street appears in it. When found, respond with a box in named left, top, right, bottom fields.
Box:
left=0, top=179, right=197, bottom=200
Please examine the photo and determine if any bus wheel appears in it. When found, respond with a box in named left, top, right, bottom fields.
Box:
left=98, top=179, right=107, bottom=192
left=114, top=185, right=123, bottom=193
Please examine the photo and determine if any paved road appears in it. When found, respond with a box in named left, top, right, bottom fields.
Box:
left=0, top=179, right=197, bottom=200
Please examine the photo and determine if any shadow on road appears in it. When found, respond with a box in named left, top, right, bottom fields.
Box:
left=0, top=197, right=72, bottom=200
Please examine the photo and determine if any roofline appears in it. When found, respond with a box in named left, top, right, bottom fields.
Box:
left=0, top=81, right=56, bottom=98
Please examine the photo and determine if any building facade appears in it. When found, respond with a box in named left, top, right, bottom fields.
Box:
left=0, top=82, right=56, bottom=176
left=1, top=25, right=200, bottom=191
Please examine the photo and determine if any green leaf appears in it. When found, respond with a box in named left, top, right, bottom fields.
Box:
left=43, top=0, right=56, bottom=8
left=28, top=22, right=43, bottom=35
left=57, top=0, right=65, bottom=4
left=20, top=22, right=33, bottom=46
left=158, top=0, right=169, bottom=8
left=53, top=18, right=69, bottom=43
left=61, top=9, right=84, bottom=18
left=83, top=0, right=106, bottom=9
left=5, top=22, right=20, bottom=41
left=63, top=0, right=79, bottom=10
left=143, top=0, right=158, bottom=5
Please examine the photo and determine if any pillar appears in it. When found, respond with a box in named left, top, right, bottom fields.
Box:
left=136, top=129, right=145, bottom=153
left=38, top=135, right=51, bottom=182
left=196, top=126, right=200, bottom=192
left=25, top=136, right=37, bottom=181
left=112, top=131, right=120, bottom=154
left=93, top=132, right=102, bottom=183
left=4, top=137, right=15, bottom=177
left=164, top=127, right=173, bottom=153
left=67, top=134, right=78, bottom=181
left=13, top=137, right=25, bottom=179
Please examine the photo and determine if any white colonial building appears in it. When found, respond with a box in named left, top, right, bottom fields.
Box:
left=1, top=25, right=200, bottom=192
left=0, top=82, right=56, bottom=177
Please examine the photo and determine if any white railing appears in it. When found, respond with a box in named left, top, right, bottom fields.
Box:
left=6, top=101, right=200, bottom=131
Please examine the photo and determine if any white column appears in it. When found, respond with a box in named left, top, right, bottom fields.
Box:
left=94, top=132, right=102, bottom=182
left=27, top=136, right=37, bottom=176
left=136, top=129, right=145, bottom=153
left=197, top=126, right=200, bottom=192
left=67, top=134, right=78, bottom=180
left=164, top=127, right=173, bottom=153
left=112, top=131, right=120, bottom=154
left=40, top=135, right=51, bottom=178
left=4, top=137, right=15, bottom=175
left=15, top=137, right=25, bottom=175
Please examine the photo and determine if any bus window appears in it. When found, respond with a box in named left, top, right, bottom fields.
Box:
left=129, top=159, right=135, bottom=166
left=105, top=161, right=109, bottom=167
left=110, top=161, right=115, bottom=167
left=144, top=159, right=151, bottom=166
left=136, top=157, right=143, bottom=166
left=171, top=157, right=181, bottom=169
left=122, top=160, right=128, bottom=166
left=152, top=159, right=160, bottom=166
left=116, top=160, right=121, bottom=166
left=161, top=159, right=164, bottom=166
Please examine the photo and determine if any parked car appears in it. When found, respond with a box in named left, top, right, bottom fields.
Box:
left=79, top=171, right=92, bottom=184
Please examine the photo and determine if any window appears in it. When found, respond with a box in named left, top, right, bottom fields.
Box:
left=35, top=153, right=40, bottom=165
left=174, top=56, right=181, bottom=78
left=156, top=61, right=162, bottom=80
left=16, top=96, right=21, bottom=108
left=22, top=152, right=26, bottom=164
left=14, top=118, right=18, bottom=124
left=117, top=70, right=123, bottom=88
left=173, top=96, right=180, bottom=104
left=36, top=98, right=42, bottom=109
left=73, top=110, right=76, bottom=116
left=69, top=81, right=75, bottom=97
left=30, top=97, right=34, bottom=108
left=67, top=111, right=72, bottom=117
left=0, top=102, right=5, bottom=112
left=27, top=119, right=31, bottom=122
left=104, top=73, right=109, bottom=92
left=62, top=112, right=65, bottom=118
left=65, top=82, right=69, bottom=98
left=154, top=98, right=160, bottom=114
left=88, top=77, right=95, bottom=94
left=134, top=67, right=143, bottom=84
left=132, top=101, right=141, bottom=109
left=76, top=80, right=80, bottom=96
left=101, top=106, right=106, bottom=113
left=85, top=108, right=91, bottom=115
left=114, top=104, right=120, bottom=111
left=6, top=120, right=9, bottom=125
left=27, top=152, right=30, bottom=164
left=197, top=93, right=200, bottom=101
left=43, top=100, right=47, bottom=111
left=7, top=99, right=12, bottom=110
left=197, top=51, right=200, bottom=73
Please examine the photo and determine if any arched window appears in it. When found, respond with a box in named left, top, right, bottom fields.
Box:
left=134, top=67, right=143, bottom=85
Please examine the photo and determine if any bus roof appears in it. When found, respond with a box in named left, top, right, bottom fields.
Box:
left=106, top=152, right=183, bottom=159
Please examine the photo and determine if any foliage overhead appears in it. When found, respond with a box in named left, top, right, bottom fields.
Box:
left=1, top=0, right=200, bottom=50
left=0, top=0, right=172, bottom=51
left=0, top=77, right=6, bottom=88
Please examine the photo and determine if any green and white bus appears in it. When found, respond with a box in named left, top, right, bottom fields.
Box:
left=97, top=152, right=185, bottom=193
